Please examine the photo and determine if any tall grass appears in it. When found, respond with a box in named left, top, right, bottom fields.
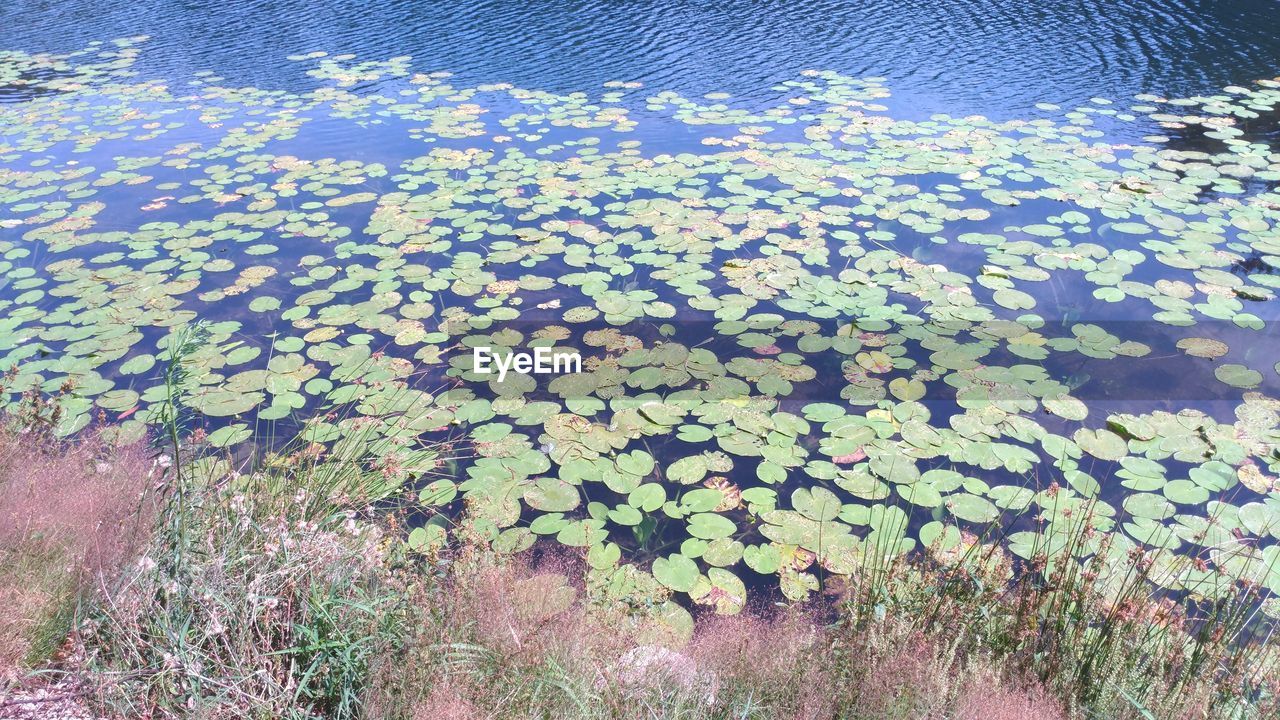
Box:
left=834, top=497, right=1280, bottom=720
left=5, top=434, right=1277, bottom=719
left=354, top=522, right=1277, bottom=720
left=361, top=544, right=1073, bottom=720
left=0, top=400, right=155, bottom=679
left=83, top=460, right=412, bottom=718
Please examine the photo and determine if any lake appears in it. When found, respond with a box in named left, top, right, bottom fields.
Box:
left=1, top=0, right=1279, bottom=615
left=3, top=0, right=1280, bottom=118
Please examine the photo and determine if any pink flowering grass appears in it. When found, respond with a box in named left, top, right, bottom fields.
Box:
left=0, top=426, right=155, bottom=676
left=954, top=671, right=1069, bottom=720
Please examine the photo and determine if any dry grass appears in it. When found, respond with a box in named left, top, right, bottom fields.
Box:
left=360, top=526, right=1280, bottom=720
left=953, top=670, right=1065, bottom=720
left=0, top=426, right=155, bottom=678
left=7, top=465, right=1276, bottom=719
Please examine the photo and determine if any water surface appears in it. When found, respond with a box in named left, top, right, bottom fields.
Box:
left=3, top=0, right=1279, bottom=117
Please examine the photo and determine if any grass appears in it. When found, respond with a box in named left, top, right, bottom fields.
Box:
left=83, top=461, right=410, bottom=718
left=360, top=527, right=1278, bottom=720
left=832, top=528, right=1279, bottom=719
left=364, top=547, right=1069, bottom=720
left=0, top=390, right=155, bottom=681
left=74, top=326, right=423, bottom=718
left=0, top=364, right=1276, bottom=718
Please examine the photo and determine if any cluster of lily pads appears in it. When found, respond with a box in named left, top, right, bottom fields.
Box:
left=2, top=39, right=1280, bottom=633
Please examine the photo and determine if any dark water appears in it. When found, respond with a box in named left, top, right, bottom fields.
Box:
left=2, top=0, right=1279, bottom=117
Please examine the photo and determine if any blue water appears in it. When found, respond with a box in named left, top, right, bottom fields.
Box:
left=3, top=0, right=1278, bottom=118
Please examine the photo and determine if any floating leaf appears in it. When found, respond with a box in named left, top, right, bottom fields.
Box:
left=1074, top=428, right=1128, bottom=461
left=1216, top=364, right=1262, bottom=389
left=1177, top=337, right=1228, bottom=359
left=652, top=553, right=700, bottom=593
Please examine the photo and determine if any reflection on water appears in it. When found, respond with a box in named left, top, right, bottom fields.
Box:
left=2, top=0, right=1279, bottom=116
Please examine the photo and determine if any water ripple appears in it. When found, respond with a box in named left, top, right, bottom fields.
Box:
left=1, top=0, right=1277, bottom=116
